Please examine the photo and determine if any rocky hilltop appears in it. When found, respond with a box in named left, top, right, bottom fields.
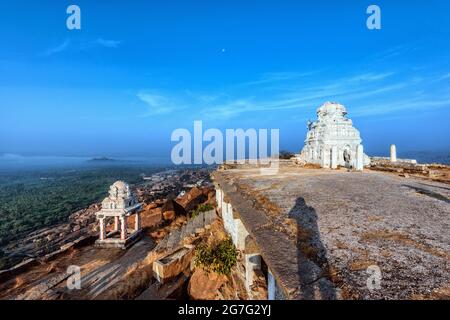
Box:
left=0, top=168, right=249, bottom=300
left=1, top=161, right=449, bottom=300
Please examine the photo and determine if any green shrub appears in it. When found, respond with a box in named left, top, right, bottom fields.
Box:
left=190, top=203, right=214, bottom=219
left=194, top=238, right=237, bottom=276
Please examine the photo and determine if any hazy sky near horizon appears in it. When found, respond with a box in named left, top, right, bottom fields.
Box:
left=0, top=0, right=449, bottom=158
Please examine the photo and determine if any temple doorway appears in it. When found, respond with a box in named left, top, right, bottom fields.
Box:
left=343, top=148, right=351, bottom=168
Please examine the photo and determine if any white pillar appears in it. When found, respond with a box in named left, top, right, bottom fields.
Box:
left=321, top=148, right=328, bottom=168
left=356, top=144, right=364, bottom=171
left=114, top=217, right=119, bottom=231
left=390, top=144, right=397, bottom=162
left=99, top=218, right=106, bottom=241
left=245, top=254, right=261, bottom=293
left=216, top=189, right=222, bottom=210
left=331, top=146, right=338, bottom=169
left=120, top=217, right=127, bottom=240
left=235, top=219, right=249, bottom=251
left=135, top=212, right=141, bottom=231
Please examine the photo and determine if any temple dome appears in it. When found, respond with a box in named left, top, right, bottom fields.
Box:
left=109, top=181, right=131, bottom=198
left=317, top=101, right=347, bottom=116
left=112, top=181, right=128, bottom=191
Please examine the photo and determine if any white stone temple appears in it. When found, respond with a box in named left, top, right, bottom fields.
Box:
left=95, top=181, right=142, bottom=249
left=298, top=102, right=370, bottom=170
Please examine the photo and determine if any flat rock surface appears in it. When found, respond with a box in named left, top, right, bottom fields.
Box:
left=214, top=166, right=450, bottom=299
left=0, top=237, right=155, bottom=300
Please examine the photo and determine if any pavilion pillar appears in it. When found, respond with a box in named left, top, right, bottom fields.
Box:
left=114, top=217, right=119, bottom=231
left=245, top=254, right=261, bottom=293
left=135, top=211, right=141, bottom=231
left=120, top=217, right=127, bottom=240
left=99, top=218, right=106, bottom=241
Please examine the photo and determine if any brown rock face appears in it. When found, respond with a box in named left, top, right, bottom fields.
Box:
left=145, top=203, right=158, bottom=210
left=163, top=210, right=176, bottom=221
left=177, top=187, right=213, bottom=212
left=127, top=206, right=163, bottom=228
left=188, top=268, right=228, bottom=300
left=162, top=199, right=186, bottom=221
left=143, top=207, right=163, bottom=227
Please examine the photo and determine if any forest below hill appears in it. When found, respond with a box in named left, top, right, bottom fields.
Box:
left=0, top=165, right=165, bottom=248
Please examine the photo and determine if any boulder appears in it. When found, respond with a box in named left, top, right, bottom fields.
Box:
left=177, top=187, right=209, bottom=212
left=162, top=199, right=186, bottom=221
left=153, top=246, right=194, bottom=283
left=188, top=268, right=228, bottom=300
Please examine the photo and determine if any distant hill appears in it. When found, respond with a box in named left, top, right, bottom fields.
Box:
left=88, top=157, right=116, bottom=162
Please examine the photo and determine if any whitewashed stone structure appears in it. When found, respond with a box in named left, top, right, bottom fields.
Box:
left=95, top=181, right=142, bottom=249
left=390, top=144, right=397, bottom=162
left=215, top=184, right=276, bottom=299
left=299, top=102, right=370, bottom=170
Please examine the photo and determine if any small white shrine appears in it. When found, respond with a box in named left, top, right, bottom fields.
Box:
left=95, top=181, right=142, bottom=249
left=298, top=102, right=370, bottom=170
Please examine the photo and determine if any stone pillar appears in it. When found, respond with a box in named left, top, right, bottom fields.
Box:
left=120, top=217, right=127, bottom=240
left=216, top=188, right=222, bottom=210
left=356, top=144, right=364, bottom=171
left=321, top=148, right=328, bottom=168
left=245, top=254, right=261, bottom=293
left=331, top=146, right=338, bottom=169
left=235, top=219, right=249, bottom=251
left=268, top=270, right=276, bottom=300
left=222, top=202, right=235, bottom=240
left=390, top=144, right=397, bottom=162
left=114, top=217, right=119, bottom=232
left=99, top=218, right=106, bottom=241
left=135, top=211, right=141, bottom=231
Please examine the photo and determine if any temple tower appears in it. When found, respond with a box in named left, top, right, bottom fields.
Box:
left=299, top=102, right=370, bottom=169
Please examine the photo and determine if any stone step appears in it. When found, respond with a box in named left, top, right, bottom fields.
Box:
left=155, top=235, right=169, bottom=252
left=204, top=210, right=216, bottom=228
left=166, top=229, right=181, bottom=251
left=179, top=225, right=186, bottom=242
left=194, top=212, right=205, bottom=234
left=184, top=219, right=195, bottom=237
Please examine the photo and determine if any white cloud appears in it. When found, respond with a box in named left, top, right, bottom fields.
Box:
left=135, top=69, right=445, bottom=122
left=438, top=73, right=450, bottom=81
left=42, top=39, right=71, bottom=56
left=41, top=38, right=121, bottom=56
left=238, top=70, right=322, bottom=87
left=200, top=71, right=400, bottom=119
left=0, top=153, right=24, bottom=160
left=137, top=92, right=179, bottom=115
left=96, top=38, right=121, bottom=48
left=347, top=72, right=395, bottom=82
left=353, top=97, right=450, bottom=117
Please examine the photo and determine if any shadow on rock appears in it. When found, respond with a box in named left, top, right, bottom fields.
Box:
left=288, top=197, right=337, bottom=300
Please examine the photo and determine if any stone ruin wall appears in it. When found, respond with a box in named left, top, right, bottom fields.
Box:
left=215, top=186, right=285, bottom=300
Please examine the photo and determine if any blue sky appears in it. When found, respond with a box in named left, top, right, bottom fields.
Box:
left=0, top=0, right=449, bottom=160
